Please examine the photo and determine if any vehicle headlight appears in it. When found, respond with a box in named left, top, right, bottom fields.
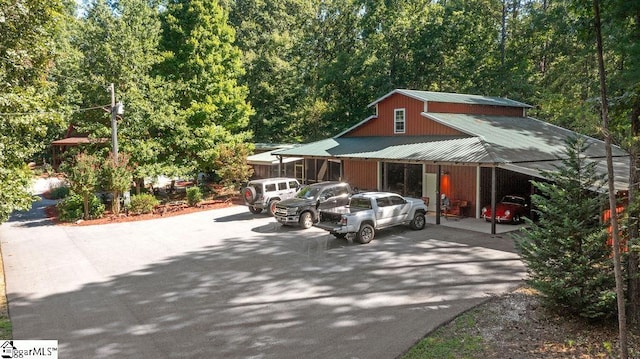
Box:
left=287, top=207, right=298, bottom=214
left=504, top=210, right=511, bottom=216
left=481, top=207, right=487, bottom=214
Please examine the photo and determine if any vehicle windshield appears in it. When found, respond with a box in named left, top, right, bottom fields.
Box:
left=295, top=186, right=322, bottom=200
left=502, top=196, right=525, bottom=206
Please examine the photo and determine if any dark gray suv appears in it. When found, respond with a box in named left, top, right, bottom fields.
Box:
left=273, top=181, right=353, bottom=228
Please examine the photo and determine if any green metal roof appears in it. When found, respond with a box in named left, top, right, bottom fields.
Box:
left=277, top=113, right=627, bottom=164
left=247, top=149, right=302, bottom=165
left=274, top=135, right=499, bottom=164
left=503, top=157, right=629, bottom=192
left=368, top=89, right=533, bottom=108
left=274, top=112, right=629, bottom=189
left=424, top=113, right=628, bottom=162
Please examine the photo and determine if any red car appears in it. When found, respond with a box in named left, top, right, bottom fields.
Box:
left=481, top=195, right=528, bottom=223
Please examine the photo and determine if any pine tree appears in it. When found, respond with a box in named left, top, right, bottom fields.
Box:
left=159, top=0, right=253, bottom=176
left=75, top=0, right=179, bottom=179
left=516, top=136, right=617, bottom=319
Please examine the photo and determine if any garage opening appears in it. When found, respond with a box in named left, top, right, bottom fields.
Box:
left=381, top=162, right=423, bottom=197
left=480, top=167, right=535, bottom=216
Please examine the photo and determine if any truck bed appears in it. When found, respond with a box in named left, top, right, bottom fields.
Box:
left=318, top=205, right=369, bottom=225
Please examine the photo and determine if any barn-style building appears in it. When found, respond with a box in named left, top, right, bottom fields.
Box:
left=274, top=89, right=629, bottom=227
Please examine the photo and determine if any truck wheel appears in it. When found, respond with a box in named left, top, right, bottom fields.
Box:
left=243, top=187, right=257, bottom=204
left=357, top=224, right=375, bottom=244
left=267, top=199, right=279, bottom=216
left=248, top=206, right=263, bottom=214
left=299, top=212, right=313, bottom=229
left=410, top=212, right=426, bottom=230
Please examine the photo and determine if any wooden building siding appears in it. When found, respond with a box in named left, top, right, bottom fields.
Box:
left=346, top=94, right=465, bottom=137
left=425, top=164, right=477, bottom=214
left=343, top=160, right=378, bottom=190
left=428, top=102, right=524, bottom=117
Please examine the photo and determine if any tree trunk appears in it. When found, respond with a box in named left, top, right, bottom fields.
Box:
left=135, top=178, right=144, bottom=195
left=628, top=99, right=640, bottom=325
left=593, top=1, right=629, bottom=357
left=112, top=191, right=120, bottom=215
left=627, top=8, right=640, bottom=327
left=83, top=194, right=90, bottom=220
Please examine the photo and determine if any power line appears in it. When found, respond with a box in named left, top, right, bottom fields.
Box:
left=0, top=55, right=110, bottom=88
left=0, top=104, right=109, bottom=117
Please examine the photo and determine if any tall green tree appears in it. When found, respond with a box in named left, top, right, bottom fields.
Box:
left=593, top=0, right=629, bottom=355
left=605, top=0, right=640, bottom=325
left=507, top=1, right=603, bottom=136
left=0, top=0, right=67, bottom=223
left=517, top=136, right=615, bottom=319
left=224, top=0, right=312, bottom=143
left=74, top=0, right=179, bottom=181
left=159, top=0, right=253, bottom=175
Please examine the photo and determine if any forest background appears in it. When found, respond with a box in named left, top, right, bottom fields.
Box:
left=1, top=0, right=640, bottom=221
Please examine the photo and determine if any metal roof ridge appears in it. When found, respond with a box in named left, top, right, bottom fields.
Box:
left=478, top=137, right=509, bottom=164
left=369, top=89, right=533, bottom=108
left=421, top=112, right=477, bottom=137
left=367, top=89, right=405, bottom=108
left=423, top=112, right=508, bottom=164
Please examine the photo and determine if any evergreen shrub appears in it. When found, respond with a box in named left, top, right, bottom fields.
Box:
left=57, top=193, right=104, bottom=222
left=128, top=193, right=159, bottom=214
left=186, top=186, right=202, bottom=207
left=49, top=185, right=70, bottom=199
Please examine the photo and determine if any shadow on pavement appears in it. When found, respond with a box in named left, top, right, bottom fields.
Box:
left=8, top=196, right=56, bottom=228
left=8, top=223, right=525, bottom=358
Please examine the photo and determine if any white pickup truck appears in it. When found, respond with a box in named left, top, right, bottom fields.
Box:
left=315, top=192, right=428, bottom=244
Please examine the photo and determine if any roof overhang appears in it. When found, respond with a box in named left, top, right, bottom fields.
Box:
left=51, top=137, right=108, bottom=146
left=501, top=156, right=630, bottom=191
left=247, top=149, right=302, bottom=166
left=274, top=136, right=500, bottom=165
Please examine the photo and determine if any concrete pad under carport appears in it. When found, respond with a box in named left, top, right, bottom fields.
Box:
left=426, top=213, right=527, bottom=235
left=1, top=202, right=526, bottom=359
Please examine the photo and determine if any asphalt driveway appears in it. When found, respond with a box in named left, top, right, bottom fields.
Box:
left=0, top=198, right=525, bottom=358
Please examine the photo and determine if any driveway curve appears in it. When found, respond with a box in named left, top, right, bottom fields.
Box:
left=0, top=198, right=525, bottom=358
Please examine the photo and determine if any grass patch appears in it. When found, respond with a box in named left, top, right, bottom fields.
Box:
left=0, top=318, right=11, bottom=340
left=0, top=244, right=10, bottom=340
left=401, top=310, right=485, bottom=359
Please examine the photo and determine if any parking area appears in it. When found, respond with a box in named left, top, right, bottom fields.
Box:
left=1, top=201, right=525, bottom=358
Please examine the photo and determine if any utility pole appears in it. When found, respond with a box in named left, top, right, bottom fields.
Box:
left=109, top=83, right=118, bottom=163
left=109, top=83, right=124, bottom=163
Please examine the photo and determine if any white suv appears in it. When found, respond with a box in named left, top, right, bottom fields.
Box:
left=242, top=177, right=301, bottom=216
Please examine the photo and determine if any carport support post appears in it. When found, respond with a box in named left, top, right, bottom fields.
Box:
left=436, top=165, right=441, bottom=225
left=276, top=154, right=283, bottom=176
left=491, top=166, right=497, bottom=235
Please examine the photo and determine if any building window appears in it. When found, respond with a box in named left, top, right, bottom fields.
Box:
left=394, top=108, right=405, bottom=134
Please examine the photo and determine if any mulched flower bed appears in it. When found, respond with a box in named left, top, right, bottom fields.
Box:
left=44, top=195, right=243, bottom=226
